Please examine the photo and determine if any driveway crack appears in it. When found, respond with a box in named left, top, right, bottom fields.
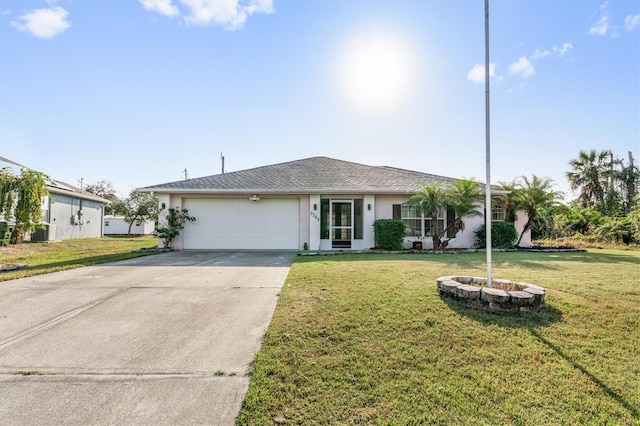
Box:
left=0, top=287, right=131, bottom=350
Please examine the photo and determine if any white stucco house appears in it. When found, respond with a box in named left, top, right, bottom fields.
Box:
left=140, top=157, right=531, bottom=251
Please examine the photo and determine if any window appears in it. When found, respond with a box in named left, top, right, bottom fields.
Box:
left=40, top=195, right=49, bottom=222
left=491, top=206, right=506, bottom=221
left=354, top=199, right=363, bottom=240
left=400, top=204, right=445, bottom=238
left=401, top=205, right=422, bottom=236
left=320, top=199, right=329, bottom=239
left=425, top=218, right=446, bottom=237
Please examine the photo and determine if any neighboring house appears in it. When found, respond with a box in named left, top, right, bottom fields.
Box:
left=0, top=156, right=110, bottom=241
left=140, top=157, right=531, bottom=251
left=103, top=215, right=155, bottom=235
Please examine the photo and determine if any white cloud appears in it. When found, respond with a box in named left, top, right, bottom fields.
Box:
left=140, top=0, right=179, bottom=17
left=466, top=63, right=499, bottom=84
left=552, top=42, right=573, bottom=57
left=181, top=0, right=273, bottom=29
left=140, top=0, right=273, bottom=29
left=589, top=2, right=613, bottom=36
left=508, top=57, right=535, bottom=78
left=11, top=6, right=70, bottom=39
left=530, top=48, right=550, bottom=59
left=530, top=42, right=572, bottom=61
left=181, top=0, right=240, bottom=26
left=625, top=14, right=640, bottom=31
left=589, top=15, right=610, bottom=36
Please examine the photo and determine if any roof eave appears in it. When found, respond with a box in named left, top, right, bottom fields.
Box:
left=48, top=186, right=110, bottom=204
left=139, top=188, right=415, bottom=195
left=139, top=187, right=510, bottom=196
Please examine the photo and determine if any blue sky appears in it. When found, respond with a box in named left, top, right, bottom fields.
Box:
left=1, top=0, right=638, bottom=199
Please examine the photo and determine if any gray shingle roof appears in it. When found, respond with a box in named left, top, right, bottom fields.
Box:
left=140, top=157, right=469, bottom=195
left=0, top=156, right=110, bottom=204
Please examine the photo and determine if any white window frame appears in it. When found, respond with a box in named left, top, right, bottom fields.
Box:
left=491, top=206, right=506, bottom=221
left=400, top=205, right=445, bottom=238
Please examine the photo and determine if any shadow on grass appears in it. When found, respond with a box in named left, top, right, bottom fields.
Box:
left=441, top=298, right=564, bottom=329
left=297, top=252, right=558, bottom=270
left=445, top=299, right=638, bottom=419
left=530, top=329, right=639, bottom=419
left=523, top=251, right=640, bottom=265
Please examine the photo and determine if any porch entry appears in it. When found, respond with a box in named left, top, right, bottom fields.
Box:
left=330, top=200, right=352, bottom=248
left=320, top=198, right=363, bottom=249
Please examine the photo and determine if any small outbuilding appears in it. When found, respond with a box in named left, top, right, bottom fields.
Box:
left=103, top=215, right=155, bottom=236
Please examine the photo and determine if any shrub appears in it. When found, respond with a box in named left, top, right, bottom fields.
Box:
left=374, top=219, right=405, bottom=250
left=474, top=221, right=518, bottom=248
left=594, top=216, right=638, bottom=245
left=155, top=208, right=195, bottom=249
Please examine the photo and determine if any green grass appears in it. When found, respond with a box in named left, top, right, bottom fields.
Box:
left=238, top=250, right=640, bottom=425
left=0, top=236, right=158, bottom=282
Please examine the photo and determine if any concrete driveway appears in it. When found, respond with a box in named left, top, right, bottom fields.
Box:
left=0, top=250, right=296, bottom=425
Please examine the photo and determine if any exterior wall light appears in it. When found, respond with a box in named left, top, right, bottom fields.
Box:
left=367, top=204, right=371, bottom=211
left=249, top=195, right=260, bottom=202
left=313, top=203, right=317, bottom=211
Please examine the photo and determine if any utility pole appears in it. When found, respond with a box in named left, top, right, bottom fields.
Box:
left=182, top=169, right=189, bottom=180
left=221, top=153, right=225, bottom=174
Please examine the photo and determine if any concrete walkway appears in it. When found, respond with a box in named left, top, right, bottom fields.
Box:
left=0, top=251, right=296, bottom=425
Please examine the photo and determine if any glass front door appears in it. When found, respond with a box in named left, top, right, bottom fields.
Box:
left=330, top=201, right=353, bottom=248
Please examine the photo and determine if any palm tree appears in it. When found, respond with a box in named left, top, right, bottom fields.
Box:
left=617, top=151, right=639, bottom=214
left=494, top=180, right=521, bottom=223
left=410, top=180, right=485, bottom=248
left=566, top=149, right=613, bottom=212
left=516, top=175, right=563, bottom=246
left=409, top=182, right=449, bottom=248
left=447, top=179, right=484, bottom=236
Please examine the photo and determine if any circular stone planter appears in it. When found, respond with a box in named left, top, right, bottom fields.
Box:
left=436, top=276, right=545, bottom=313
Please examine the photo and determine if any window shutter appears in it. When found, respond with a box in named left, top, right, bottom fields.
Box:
left=446, top=206, right=455, bottom=238
left=393, top=204, right=401, bottom=220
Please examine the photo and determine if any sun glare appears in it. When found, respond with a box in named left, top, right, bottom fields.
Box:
left=339, top=34, right=416, bottom=114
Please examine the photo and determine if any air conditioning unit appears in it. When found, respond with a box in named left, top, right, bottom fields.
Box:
left=30, top=224, right=57, bottom=242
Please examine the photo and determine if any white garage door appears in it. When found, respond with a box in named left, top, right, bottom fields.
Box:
left=182, top=198, right=300, bottom=250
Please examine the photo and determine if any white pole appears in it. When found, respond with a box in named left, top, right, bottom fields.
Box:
left=484, top=0, right=492, bottom=287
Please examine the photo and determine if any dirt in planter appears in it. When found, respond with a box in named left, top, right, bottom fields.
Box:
left=469, top=281, right=524, bottom=291
left=488, top=281, right=523, bottom=291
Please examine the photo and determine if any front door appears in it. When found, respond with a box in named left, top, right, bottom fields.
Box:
left=330, top=200, right=353, bottom=249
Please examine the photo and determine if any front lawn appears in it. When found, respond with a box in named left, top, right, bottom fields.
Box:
left=238, top=250, right=640, bottom=425
left=0, top=236, right=158, bottom=282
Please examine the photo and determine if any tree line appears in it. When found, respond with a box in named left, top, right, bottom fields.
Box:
left=394, top=149, right=638, bottom=248
left=497, top=149, right=639, bottom=246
